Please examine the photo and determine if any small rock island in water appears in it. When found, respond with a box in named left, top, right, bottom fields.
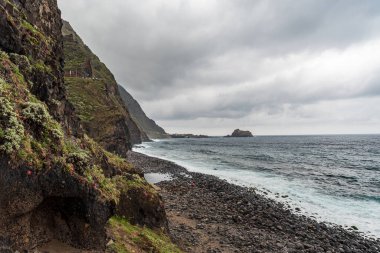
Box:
left=226, top=129, right=253, bottom=137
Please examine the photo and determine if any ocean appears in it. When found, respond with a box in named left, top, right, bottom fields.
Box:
left=133, top=135, right=380, bottom=238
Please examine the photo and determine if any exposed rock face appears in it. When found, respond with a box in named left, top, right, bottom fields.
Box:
left=0, top=1, right=167, bottom=251
left=117, top=184, right=167, bottom=229
left=229, top=129, right=253, bottom=137
left=0, top=0, right=80, bottom=136
left=0, top=158, right=113, bottom=250
left=118, top=85, right=169, bottom=139
left=62, top=21, right=148, bottom=154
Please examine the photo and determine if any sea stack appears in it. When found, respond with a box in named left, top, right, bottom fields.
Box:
left=228, top=129, right=253, bottom=137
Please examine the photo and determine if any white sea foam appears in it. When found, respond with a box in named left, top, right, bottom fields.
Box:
left=133, top=138, right=380, bottom=238
left=144, top=173, right=173, bottom=184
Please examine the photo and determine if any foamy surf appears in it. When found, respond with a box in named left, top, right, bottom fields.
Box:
left=134, top=135, right=380, bottom=238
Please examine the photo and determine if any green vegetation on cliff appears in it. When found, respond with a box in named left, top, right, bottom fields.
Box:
left=107, top=216, right=182, bottom=253
left=62, top=21, right=115, bottom=84
left=1, top=45, right=169, bottom=250
left=65, top=77, right=124, bottom=129
left=1, top=49, right=134, bottom=191
left=0, top=2, right=170, bottom=250
left=62, top=21, right=148, bottom=153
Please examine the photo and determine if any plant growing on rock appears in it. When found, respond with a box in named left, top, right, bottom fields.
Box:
left=107, top=216, right=181, bottom=253
left=84, top=166, right=120, bottom=200
left=21, top=102, right=51, bottom=126
left=67, top=149, right=90, bottom=174
left=21, top=101, right=64, bottom=141
left=0, top=97, right=25, bottom=154
left=0, top=3, right=171, bottom=250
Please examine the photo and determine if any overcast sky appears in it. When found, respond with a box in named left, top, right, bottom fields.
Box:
left=58, top=0, right=380, bottom=135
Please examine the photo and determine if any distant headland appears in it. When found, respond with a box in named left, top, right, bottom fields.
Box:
left=170, top=133, right=209, bottom=139
left=168, top=129, right=254, bottom=139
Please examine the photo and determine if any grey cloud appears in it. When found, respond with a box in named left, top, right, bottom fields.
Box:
left=58, top=0, right=380, bottom=134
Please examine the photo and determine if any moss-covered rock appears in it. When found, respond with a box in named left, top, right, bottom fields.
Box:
left=0, top=1, right=169, bottom=251
left=0, top=97, right=25, bottom=154
left=107, top=216, right=182, bottom=253
left=0, top=48, right=168, bottom=251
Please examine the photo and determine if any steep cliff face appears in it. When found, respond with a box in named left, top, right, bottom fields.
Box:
left=118, top=85, right=170, bottom=139
left=0, top=1, right=168, bottom=251
left=0, top=0, right=80, bottom=135
left=62, top=21, right=149, bottom=154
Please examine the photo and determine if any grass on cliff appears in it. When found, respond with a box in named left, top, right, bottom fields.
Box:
left=62, top=21, right=131, bottom=140
left=64, top=77, right=130, bottom=149
left=1, top=50, right=75, bottom=169
left=4, top=4, right=52, bottom=54
left=64, top=77, right=124, bottom=123
left=0, top=50, right=142, bottom=202
left=107, top=216, right=182, bottom=253
left=62, top=20, right=145, bottom=151
left=63, top=31, right=116, bottom=84
left=0, top=9, right=177, bottom=252
left=1, top=50, right=179, bottom=252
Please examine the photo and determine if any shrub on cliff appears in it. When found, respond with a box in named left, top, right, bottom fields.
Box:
left=0, top=97, right=25, bottom=154
left=65, top=142, right=91, bottom=174
left=22, top=102, right=51, bottom=126
left=22, top=101, right=64, bottom=140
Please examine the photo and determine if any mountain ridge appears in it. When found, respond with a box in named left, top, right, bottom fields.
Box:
left=118, top=84, right=169, bottom=139
left=62, top=20, right=149, bottom=154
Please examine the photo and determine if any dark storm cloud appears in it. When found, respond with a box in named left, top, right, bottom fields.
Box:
left=58, top=0, right=380, bottom=134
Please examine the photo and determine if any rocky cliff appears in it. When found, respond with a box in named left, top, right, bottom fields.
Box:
left=62, top=21, right=149, bottom=155
left=227, top=129, right=253, bottom=137
left=118, top=85, right=169, bottom=139
left=0, top=1, right=172, bottom=251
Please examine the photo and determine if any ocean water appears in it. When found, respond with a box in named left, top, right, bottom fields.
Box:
left=133, top=135, right=380, bottom=238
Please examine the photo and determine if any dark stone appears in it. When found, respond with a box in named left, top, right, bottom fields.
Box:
left=116, top=186, right=168, bottom=231
left=226, top=129, right=253, bottom=137
left=127, top=151, right=380, bottom=253
left=0, top=158, right=113, bottom=251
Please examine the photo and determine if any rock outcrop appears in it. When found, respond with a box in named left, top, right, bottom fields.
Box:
left=62, top=21, right=149, bottom=155
left=0, top=0, right=80, bottom=136
left=118, top=85, right=170, bottom=139
left=0, top=1, right=167, bottom=251
left=227, top=129, right=253, bottom=137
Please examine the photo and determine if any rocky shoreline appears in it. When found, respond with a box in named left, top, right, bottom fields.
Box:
left=127, top=151, right=380, bottom=253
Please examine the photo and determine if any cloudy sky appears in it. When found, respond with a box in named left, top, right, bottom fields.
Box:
left=58, top=0, right=380, bottom=135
